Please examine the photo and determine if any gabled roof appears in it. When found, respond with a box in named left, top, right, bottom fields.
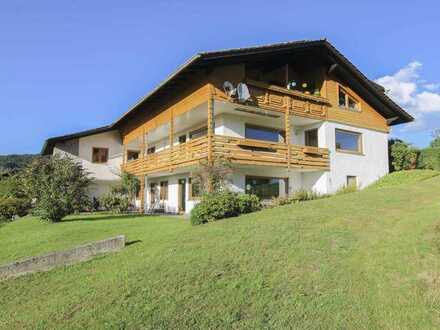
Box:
left=112, top=39, right=413, bottom=127
left=42, top=39, right=413, bottom=155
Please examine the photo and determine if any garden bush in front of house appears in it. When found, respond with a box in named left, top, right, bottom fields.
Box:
left=0, top=197, right=31, bottom=221
left=190, top=191, right=261, bottom=225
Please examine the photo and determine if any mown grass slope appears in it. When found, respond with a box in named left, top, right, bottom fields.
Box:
left=1, top=170, right=440, bottom=329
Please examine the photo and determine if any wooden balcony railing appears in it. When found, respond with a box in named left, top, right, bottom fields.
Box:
left=122, top=135, right=329, bottom=176
left=213, top=135, right=329, bottom=170
left=244, top=79, right=329, bottom=119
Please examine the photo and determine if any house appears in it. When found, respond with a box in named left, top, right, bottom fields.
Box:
left=42, top=40, right=413, bottom=214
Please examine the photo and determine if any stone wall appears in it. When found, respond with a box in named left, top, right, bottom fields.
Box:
left=0, top=235, right=125, bottom=281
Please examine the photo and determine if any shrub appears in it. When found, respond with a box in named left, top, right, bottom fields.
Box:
left=100, top=190, right=130, bottom=214
left=270, top=196, right=291, bottom=207
left=0, top=197, right=31, bottom=221
left=417, top=148, right=440, bottom=170
left=391, top=141, right=419, bottom=171
left=291, top=189, right=322, bottom=202
left=20, top=155, right=92, bottom=222
left=190, top=192, right=261, bottom=225
left=236, top=193, right=261, bottom=214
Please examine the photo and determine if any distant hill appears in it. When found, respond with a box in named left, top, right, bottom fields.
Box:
left=0, top=154, right=38, bottom=176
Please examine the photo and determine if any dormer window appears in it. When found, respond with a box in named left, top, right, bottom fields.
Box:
left=339, top=87, right=360, bottom=111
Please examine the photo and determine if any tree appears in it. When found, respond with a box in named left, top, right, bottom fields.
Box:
left=20, top=155, right=92, bottom=222
left=121, top=172, right=140, bottom=204
left=390, top=141, right=419, bottom=171
left=191, top=158, right=233, bottom=194
left=430, top=129, right=440, bottom=148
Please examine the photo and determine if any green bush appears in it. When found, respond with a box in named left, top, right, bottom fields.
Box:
left=291, top=189, right=323, bottom=202
left=418, top=148, right=440, bottom=170
left=236, top=193, right=261, bottom=214
left=100, top=191, right=130, bottom=214
left=0, top=197, right=31, bottom=221
left=390, top=141, right=418, bottom=171
left=20, top=155, right=92, bottom=222
left=190, top=192, right=261, bottom=225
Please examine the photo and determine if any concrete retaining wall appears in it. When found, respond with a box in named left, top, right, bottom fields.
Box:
left=0, top=235, right=125, bottom=281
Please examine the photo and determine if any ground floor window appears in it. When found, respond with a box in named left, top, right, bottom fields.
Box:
left=245, top=176, right=281, bottom=200
left=188, top=178, right=202, bottom=200
left=346, top=175, right=357, bottom=188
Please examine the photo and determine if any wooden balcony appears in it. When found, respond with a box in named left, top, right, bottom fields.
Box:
left=242, top=79, right=330, bottom=120
left=122, top=135, right=329, bottom=176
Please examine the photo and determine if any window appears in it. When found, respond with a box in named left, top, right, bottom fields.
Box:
left=245, top=124, right=284, bottom=143
left=92, top=147, right=109, bottom=163
left=335, top=129, right=362, bottom=153
left=245, top=176, right=280, bottom=200
left=179, top=134, right=187, bottom=144
left=189, top=126, right=207, bottom=140
left=305, top=129, right=318, bottom=147
left=127, top=150, right=139, bottom=161
left=189, top=178, right=202, bottom=199
left=346, top=176, right=357, bottom=188
left=338, top=87, right=360, bottom=111
left=160, top=181, right=168, bottom=201
left=147, top=146, right=156, bottom=154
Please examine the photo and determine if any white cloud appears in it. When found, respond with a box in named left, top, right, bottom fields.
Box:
left=415, top=91, right=440, bottom=113
left=423, top=83, right=440, bottom=91
left=375, top=61, right=440, bottom=132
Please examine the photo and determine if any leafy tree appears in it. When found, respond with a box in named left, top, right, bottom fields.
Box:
left=20, top=155, right=92, bottom=222
left=191, top=158, right=233, bottom=194
left=390, top=141, right=419, bottom=171
left=121, top=172, right=140, bottom=204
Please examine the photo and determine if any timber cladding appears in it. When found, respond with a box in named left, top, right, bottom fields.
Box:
left=121, top=77, right=211, bottom=145
left=325, top=73, right=389, bottom=133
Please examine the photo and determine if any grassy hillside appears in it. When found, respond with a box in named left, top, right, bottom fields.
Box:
left=2, top=171, right=440, bottom=328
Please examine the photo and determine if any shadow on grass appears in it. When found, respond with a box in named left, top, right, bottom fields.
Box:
left=61, top=213, right=147, bottom=223
left=125, top=239, right=142, bottom=246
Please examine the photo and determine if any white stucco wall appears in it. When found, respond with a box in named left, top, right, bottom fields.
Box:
left=53, top=130, right=123, bottom=197
left=322, top=122, right=389, bottom=193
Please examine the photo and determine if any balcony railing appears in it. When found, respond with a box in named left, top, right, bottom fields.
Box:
left=244, top=79, right=329, bottom=119
left=122, top=135, right=329, bottom=176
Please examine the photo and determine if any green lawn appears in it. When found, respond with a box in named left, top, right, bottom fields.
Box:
left=2, top=170, right=440, bottom=329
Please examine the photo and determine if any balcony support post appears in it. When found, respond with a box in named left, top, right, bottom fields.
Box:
left=139, top=175, right=145, bottom=213
left=285, top=96, right=291, bottom=171
left=122, top=144, right=127, bottom=166
left=207, top=86, right=215, bottom=192
left=169, top=110, right=174, bottom=172
left=140, top=127, right=146, bottom=159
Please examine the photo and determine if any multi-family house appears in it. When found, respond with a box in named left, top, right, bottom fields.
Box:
left=42, top=40, right=413, bottom=214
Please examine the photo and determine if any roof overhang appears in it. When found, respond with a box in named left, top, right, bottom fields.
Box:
left=41, top=125, right=113, bottom=155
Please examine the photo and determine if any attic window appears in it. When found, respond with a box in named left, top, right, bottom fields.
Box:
left=338, top=87, right=360, bottom=111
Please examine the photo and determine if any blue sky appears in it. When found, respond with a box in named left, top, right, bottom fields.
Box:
left=1, top=0, right=439, bottom=154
